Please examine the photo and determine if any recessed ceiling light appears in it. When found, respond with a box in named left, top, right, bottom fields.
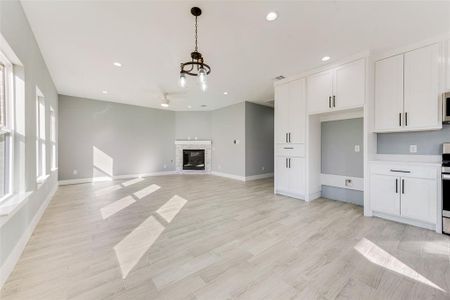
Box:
left=102, top=90, right=108, bottom=94
left=113, top=62, right=122, bottom=67
left=321, top=56, right=331, bottom=62
left=161, top=103, right=169, bottom=108
left=223, top=91, right=228, bottom=95
left=266, top=12, right=278, bottom=22
left=201, top=104, right=207, bottom=107
left=274, top=75, right=285, bottom=80
left=187, top=105, right=192, bottom=109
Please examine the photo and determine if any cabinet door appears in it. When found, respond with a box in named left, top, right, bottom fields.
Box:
left=370, top=174, right=400, bottom=216
left=274, top=83, right=290, bottom=143
left=404, top=43, right=440, bottom=130
left=288, top=157, right=305, bottom=197
left=275, top=156, right=289, bottom=192
left=288, top=79, right=306, bottom=143
left=401, top=177, right=436, bottom=224
left=334, top=59, right=365, bottom=110
left=307, top=70, right=333, bottom=114
left=374, top=55, right=404, bottom=131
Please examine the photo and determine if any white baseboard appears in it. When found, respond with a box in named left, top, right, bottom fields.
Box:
left=275, top=189, right=305, bottom=200
left=245, top=173, right=274, bottom=181
left=211, top=171, right=246, bottom=181
left=320, top=173, right=364, bottom=191
left=212, top=171, right=273, bottom=182
left=58, top=171, right=177, bottom=186
left=307, top=191, right=322, bottom=202
left=0, top=184, right=57, bottom=289
left=372, top=211, right=436, bottom=231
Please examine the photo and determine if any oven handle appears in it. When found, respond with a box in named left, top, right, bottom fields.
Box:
left=442, top=174, right=450, bottom=180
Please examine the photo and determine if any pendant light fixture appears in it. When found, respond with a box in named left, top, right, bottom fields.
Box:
left=179, top=7, right=211, bottom=91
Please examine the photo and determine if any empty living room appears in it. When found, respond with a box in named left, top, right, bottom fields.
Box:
left=1, top=1, right=450, bottom=299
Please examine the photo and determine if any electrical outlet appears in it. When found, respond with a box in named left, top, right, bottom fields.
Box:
left=354, top=145, right=360, bottom=153
left=345, top=179, right=352, bottom=187
left=73, top=169, right=78, bottom=175
left=409, top=145, right=417, bottom=153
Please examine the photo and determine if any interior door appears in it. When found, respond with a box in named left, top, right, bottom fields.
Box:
left=374, top=55, right=404, bottom=131
left=403, top=43, right=440, bottom=130
left=401, top=177, right=436, bottom=224
left=334, top=59, right=365, bottom=110
left=288, top=79, right=306, bottom=143
left=288, top=157, right=305, bottom=198
left=274, top=83, right=290, bottom=143
left=307, top=70, right=333, bottom=114
left=275, top=156, right=289, bottom=193
left=370, top=174, right=400, bottom=216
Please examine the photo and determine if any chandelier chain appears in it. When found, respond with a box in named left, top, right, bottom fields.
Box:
left=194, top=16, right=198, bottom=52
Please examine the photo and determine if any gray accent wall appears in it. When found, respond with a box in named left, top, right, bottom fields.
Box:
left=321, top=118, right=364, bottom=206
left=211, top=102, right=246, bottom=177
left=0, top=0, right=58, bottom=279
left=377, top=125, right=450, bottom=155
left=58, top=95, right=176, bottom=180
left=321, top=118, right=364, bottom=177
left=245, top=102, right=274, bottom=176
left=175, top=111, right=211, bottom=140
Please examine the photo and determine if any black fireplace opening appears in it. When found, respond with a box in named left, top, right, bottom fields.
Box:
left=183, top=149, right=205, bottom=170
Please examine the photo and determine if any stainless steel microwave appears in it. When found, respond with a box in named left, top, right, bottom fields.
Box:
left=444, top=92, right=450, bottom=123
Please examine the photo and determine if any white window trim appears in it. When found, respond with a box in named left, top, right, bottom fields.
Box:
left=36, top=87, right=47, bottom=182
left=0, top=50, right=15, bottom=204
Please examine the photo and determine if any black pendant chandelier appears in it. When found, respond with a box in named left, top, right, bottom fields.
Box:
left=179, top=7, right=211, bottom=91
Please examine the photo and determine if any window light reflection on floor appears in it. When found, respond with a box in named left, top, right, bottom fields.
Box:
left=101, top=195, right=136, bottom=220
left=354, top=238, right=446, bottom=292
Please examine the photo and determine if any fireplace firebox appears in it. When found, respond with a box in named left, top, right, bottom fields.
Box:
left=183, top=149, right=205, bottom=170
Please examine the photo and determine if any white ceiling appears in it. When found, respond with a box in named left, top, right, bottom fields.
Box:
left=21, top=1, right=450, bottom=111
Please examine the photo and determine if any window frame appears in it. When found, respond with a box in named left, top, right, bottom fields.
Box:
left=0, top=50, right=15, bottom=203
left=36, top=88, right=47, bottom=183
left=50, top=106, right=57, bottom=172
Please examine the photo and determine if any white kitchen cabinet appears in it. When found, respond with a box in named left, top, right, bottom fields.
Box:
left=334, top=59, right=366, bottom=110
left=401, top=177, right=437, bottom=224
left=369, top=161, right=439, bottom=230
left=307, top=59, right=365, bottom=114
left=275, top=156, right=305, bottom=199
left=403, top=43, right=440, bottom=130
left=274, top=78, right=306, bottom=144
left=374, top=54, right=404, bottom=131
left=307, top=70, right=333, bottom=114
left=370, top=174, right=400, bottom=216
left=374, top=43, right=441, bottom=132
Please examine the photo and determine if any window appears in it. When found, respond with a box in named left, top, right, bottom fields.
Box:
left=50, top=106, right=56, bottom=171
left=36, top=89, right=46, bottom=181
left=0, top=52, right=13, bottom=201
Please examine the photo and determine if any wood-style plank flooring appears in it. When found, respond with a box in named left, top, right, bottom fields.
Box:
left=1, top=175, right=450, bottom=299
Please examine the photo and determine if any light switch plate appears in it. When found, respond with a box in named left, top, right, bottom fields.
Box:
left=354, top=145, right=360, bottom=152
left=409, top=145, right=417, bottom=153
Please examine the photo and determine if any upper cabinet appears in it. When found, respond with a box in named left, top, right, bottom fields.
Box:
left=374, top=43, right=441, bottom=132
left=307, top=59, right=365, bottom=114
left=274, top=78, right=306, bottom=144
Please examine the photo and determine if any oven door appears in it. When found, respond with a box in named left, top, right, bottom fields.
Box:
left=442, top=173, right=450, bottom=234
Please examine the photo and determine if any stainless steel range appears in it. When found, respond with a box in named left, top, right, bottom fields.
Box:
left=442, top=143, right=450, bottom=235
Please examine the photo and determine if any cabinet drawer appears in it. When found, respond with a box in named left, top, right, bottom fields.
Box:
left=369, top=163, right=437, bottom=180
left=276, top=144, right=305, bottom=157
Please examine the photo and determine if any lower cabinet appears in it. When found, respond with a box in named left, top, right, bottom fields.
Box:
left=369, top=162, right=439, bottom=227
left=275, top=156, right=305, bottom=199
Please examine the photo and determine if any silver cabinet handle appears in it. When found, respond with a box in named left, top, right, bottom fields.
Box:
left=285, top=158, right=288, bottom=168
left=390, top=169, right=411, bottom=174
left=333, top=95, right=336, bottom=107
left=283, top=147, right=294, bottom=149
left=289, top=158, right=291, bottom=168
left=395, top=178, right=398, bottom=194
left=405, top=112, right=408, bottom=126
left=328, top=96, right=331, bottom=108
left=285, top=133, right=288, bottom=143
left=399, top=113, right=402, bottom=126
left=443, top=174, right=450, bottom=180
left=289, top=132, right=291, bottom=143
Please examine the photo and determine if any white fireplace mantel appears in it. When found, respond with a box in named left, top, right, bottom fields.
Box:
left=175, top=140, right=211, bottom=145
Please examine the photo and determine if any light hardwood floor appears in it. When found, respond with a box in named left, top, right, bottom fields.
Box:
left=1, top=175, right=450, bottom=299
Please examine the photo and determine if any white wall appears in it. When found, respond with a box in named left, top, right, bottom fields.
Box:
left=0, top=0, right=58, bottom=287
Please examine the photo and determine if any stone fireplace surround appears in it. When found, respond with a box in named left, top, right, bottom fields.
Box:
left=175, top=140, right=211, bottom=173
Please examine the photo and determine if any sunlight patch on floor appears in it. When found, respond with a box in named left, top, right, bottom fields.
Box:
left=133, top=184, right=161, bottom=199
left=156, top=195, right=188, bottom=223
left=101, top=196, right=136, bottom=219
left=121, top=177, right=145, bottom=187
left=95, top=184, right=122, bottom=196
left=114, top=215, right=165, bottom=279
left=355, top=238, right=446, bottom=292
